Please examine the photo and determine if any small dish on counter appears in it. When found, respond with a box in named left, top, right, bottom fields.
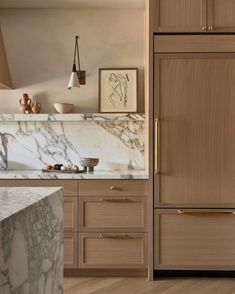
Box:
left=54, top=103, right=74, bottom=114
left=80, top=158, right=99, bottom=172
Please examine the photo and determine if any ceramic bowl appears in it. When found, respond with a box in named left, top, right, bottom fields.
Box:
left=80, top=158, right=99, bottom=172
left=54, top=103, right=74, bottom=114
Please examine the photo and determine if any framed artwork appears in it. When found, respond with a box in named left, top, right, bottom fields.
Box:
left=99, top=68, right=138, bottom=113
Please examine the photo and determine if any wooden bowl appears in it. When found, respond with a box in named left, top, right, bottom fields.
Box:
left=54, top=103, right=73, bottom=114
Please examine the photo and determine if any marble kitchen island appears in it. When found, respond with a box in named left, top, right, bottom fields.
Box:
left=0, top=187, right=63, bottom=294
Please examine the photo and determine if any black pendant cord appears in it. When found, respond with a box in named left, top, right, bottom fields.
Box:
left=76, top=36, right=81, bottom=71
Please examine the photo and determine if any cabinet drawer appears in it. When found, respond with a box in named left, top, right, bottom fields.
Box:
left=154, top=209, right=235, bottom=270
left=64, top=233, right=78, bottom=269
left=0, top=179, right=78, bottom=196
left=79, top=180, right=147, bottom=197
left=64, top=197, right=78, bottom=232
left=79, top=233, right=147, bottom=269
left=79, top=197, right=146, bottom=232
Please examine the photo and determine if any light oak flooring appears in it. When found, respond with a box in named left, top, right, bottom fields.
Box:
left=64, top=277, right=235, bottom=294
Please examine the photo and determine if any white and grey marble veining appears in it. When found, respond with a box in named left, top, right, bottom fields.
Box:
left=0, top=118, right=145, bottom=170
left=0, top=113, right=145, bottom=122
left=0, top=170, right=149, bottom=180
left=0, top=187, right=63, bottom=294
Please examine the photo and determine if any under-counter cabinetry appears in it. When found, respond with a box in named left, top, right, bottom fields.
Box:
left=154, top=209, right=235, bottom=270
left=0, top=178, right=148, bottom=273
left=78, top=180, right=148, bottom=269
left=154, top=0, right=235, bottom=33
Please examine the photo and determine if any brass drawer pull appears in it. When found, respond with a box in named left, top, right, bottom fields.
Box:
left=177, top=210, right=235, bottom=215
left=208, top=26, right=213, bottom=31
left=99, top=197, right=131, bottom=202
left=155, top=118, right=160, bottom=174
left=110, top=186, right=117, bottom=191
left=99, top=233, right=131, bottom=239
left=202, top=26, right=207, bottom=31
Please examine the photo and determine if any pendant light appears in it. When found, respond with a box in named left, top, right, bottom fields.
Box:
left=68, top=35, right=86, bottom=89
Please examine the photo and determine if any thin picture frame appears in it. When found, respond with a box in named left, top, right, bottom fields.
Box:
left=99, top=68, right=138, bottom=113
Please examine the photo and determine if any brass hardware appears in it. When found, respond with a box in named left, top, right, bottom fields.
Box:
left=202, top=26, right=207, bottom=31
left=177, top=209, right=235, bottom=215
left=155, top=118, right=160, bottom=174
left=110, top=186, right=116, bottom=191
left=99, top=197, right=130, bottom=202
left=99, top=233, right=131, bottom=239
left=208, top=26, right=213, bottom=31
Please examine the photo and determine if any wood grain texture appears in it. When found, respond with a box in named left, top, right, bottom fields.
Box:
left=0, top=28, right=12, bottom=89
left=64, top=233, right=78, bottom=269
left=79, top=233, right=147, bottom=269
left=208, top=0, right=235, bottom=32
left=154, top=53, right=235, bottom=207
left=64, top=197, right=78, bottom=232
left=154, top=209, right=235, bottom=270
left=0, top=179, right=78, bottom=196
left=154, top=0, right=206, bottom=32
left=154, top=35, right=235, bottom=53
left=79, top=196, right=147, bottom=232
left=79, top=180, right=148, bottom=197
left=64, top=276, right=235, bottom=294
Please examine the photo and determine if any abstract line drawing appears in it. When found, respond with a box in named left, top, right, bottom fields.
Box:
left=99, top=68, right=138, bottom=113
left=108, top=73, right=129, bottom=109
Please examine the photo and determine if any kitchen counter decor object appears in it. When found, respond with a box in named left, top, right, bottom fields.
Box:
left=31, top=101, right=41, bottom=114
left=54, top=103, right=74, bottom=113
left=19, top=93, right=32, bottom=114
left=42, top=168, right=85, bottom=174
left=68, top=35, right=86, bottom=89
left=80, top=158, right=99, bottom=172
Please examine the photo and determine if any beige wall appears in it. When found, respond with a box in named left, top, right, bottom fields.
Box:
left=0, top=8, right=145, bottom=113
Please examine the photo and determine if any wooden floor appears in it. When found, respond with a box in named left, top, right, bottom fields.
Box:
left=64, top=277, right=235, bottom=294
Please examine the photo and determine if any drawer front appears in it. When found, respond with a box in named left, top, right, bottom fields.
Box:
left=79, top=180, right=147, bottom=197
left=0, top=179, right=78, bottom=196
left=79, top=233, right=147, bottom=269
left=154, top=209, right=235, bottom=270
left=79, top=197, right=147, bottom=232
left=64, top=197, right=78, bottom=232
left=64, top=233, right=78, bottom=269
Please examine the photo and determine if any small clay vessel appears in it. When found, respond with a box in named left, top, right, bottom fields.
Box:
left=19, top=93, right=32, bottom=113
left=31, top=102, right=41, bottom=114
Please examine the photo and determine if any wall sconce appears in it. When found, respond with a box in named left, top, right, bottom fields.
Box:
left=68, top=35, right=86, bottom=89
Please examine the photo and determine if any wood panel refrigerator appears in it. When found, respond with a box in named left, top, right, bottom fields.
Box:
left=153, top=36, right=235, bottom=271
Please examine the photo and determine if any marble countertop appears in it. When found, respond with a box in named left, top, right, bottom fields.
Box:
left=0, top=187, right=62, bottom=222
left=0, top=170, right=149, bottom=179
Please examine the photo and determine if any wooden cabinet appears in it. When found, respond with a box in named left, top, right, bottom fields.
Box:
left=64, top=197, right=78, bottom=232
left=154, top=209, right=235, bottom=270
left=154, top=0, right=206, bottom=33
left=79, top=196, right=147, bottom=232
left=64, top=233, right=78, bottom=269
left=207, top=0, right=235, bottom=32
left=79, top=233, right=147, bottom=269
left=154, top=0, right=235, bottom=32
left=79, top=180, right=148, bottom=197
left=154, top=48, right=235, bottom=208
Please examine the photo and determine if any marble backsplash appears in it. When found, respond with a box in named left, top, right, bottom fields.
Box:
left=0, top=114, right=145, bottom=170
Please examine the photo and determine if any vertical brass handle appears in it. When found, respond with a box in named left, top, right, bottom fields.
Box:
left=208, top=26, right=213, bottom=31
left=155, top=118, right=160, bottom=174
left=202, top=26, right=206, bottom=31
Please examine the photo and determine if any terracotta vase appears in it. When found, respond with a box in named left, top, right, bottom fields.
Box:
left=19, top=93, right=32, bottom=113
left=31, top=102, right=41, bottom=114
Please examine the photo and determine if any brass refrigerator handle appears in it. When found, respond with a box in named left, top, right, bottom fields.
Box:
left=155, top=118, right=160, bottom=174
left=177, top=209, right=235, bottom=215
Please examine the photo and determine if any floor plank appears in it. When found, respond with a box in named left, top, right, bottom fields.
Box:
left=64, top=277, right=235, bottom=294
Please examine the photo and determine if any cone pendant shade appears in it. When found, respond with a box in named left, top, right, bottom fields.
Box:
left=68, top=64, right=80, bottom=89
